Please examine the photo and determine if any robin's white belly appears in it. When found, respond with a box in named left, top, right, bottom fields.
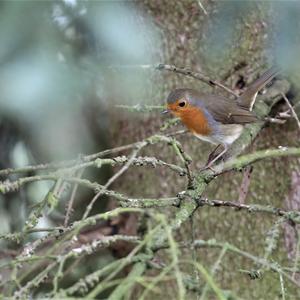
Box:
left=194, top=124, right=243, bottom=146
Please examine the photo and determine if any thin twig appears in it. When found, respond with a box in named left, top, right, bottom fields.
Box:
left=82, top=147, right=142, bottom=219
left=162, top=215, right=186, bottom=300
left=115, top=104, right=164, bottom=113
left=185, top=239, right=300, bottom=288
left=87, top=224, right=161, bottom=299
left=170, top=139, right=194, bottom=189
left=189, top=215, right=200, bottom=298
left=281, top=92, right=300, bottom=131
left=63, top=155, right=187, bottom=177
left=197, top=198, right=291, bottom=219
left=0, top=130, right=186, bottom=176
left=197, top=0, right=208, bottom=15
left=279, top=273, right=286, bottom=300
left=200, top=245, right=228, bottom=300
left=64, top=169, right=85, bottom=227
left=156, top=64, right=238, bottom=98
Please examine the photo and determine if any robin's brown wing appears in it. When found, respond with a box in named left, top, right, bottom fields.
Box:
left=188, top=90, right=258, bottom=125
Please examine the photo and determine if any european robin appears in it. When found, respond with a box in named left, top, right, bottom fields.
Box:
left=163, top=67, right=279, bottom=167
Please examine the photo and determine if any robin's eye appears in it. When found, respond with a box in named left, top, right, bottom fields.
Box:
left=178, top=101, right=186, bottom=107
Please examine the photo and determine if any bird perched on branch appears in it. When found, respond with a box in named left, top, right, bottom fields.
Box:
left=163, top=67, right=279, bottom=168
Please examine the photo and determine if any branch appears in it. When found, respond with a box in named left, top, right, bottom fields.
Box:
left=115, top=104, right=164, bottom=113
left=0, top=131, right=186, bottom=176
left=220, top=147, right=300, bottom=174
left=185, top=239, right=300, bottom=288
left=281, top=93, right=300, bottom=131
left=64, top=169, right=84, bottom=227
left=196, top=199, right=300, bottom=221
left=156, top=63, right=238, bottom=97
left=82, top=146, right=142, bottom=219
left=121, top=196, right=300, bottom=224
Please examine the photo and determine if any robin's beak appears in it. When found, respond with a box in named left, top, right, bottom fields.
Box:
left=161, top=108, right=169, bottom=114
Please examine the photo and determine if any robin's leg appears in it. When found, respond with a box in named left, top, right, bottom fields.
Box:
left=206, top=144, right=221, bottom=165
left=204, top=144, right=228, bottom=170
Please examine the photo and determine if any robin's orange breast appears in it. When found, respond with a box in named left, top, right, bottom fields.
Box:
left=168, top=103, right=212, bottom=135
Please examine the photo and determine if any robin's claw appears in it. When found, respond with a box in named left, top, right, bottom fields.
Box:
left=199, top=163, right=217, bottom=173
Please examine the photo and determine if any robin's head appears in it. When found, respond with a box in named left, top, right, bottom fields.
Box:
left=165, top=89, right=194, bottom=117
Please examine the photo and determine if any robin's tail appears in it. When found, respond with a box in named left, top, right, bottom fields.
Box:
left=237, top=67, right=280, bottom=111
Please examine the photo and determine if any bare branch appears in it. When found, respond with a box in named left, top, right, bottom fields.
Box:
left=64, top=169, right=84, bottom=227
left=156, top=64, right=239, bottom=98
left=0, top=130, right=187, bottom=176
left=281, top=92, right=300, bottom=131
left=82, top=147, right=141, bottom=219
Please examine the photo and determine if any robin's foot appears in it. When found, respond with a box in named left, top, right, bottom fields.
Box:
left=199, top=163, right=217, bottom=173
left=203, top=144, right=228, bottom=172
left=206, top=144, right=221, bottom=165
